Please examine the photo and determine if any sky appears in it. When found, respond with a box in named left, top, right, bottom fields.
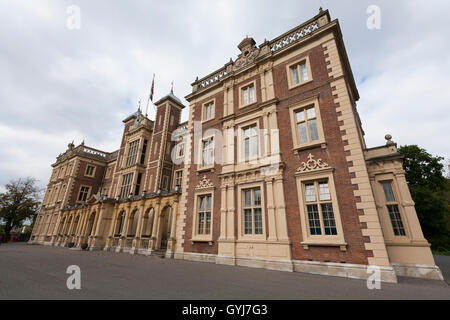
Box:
left=0, top=0, right=449, bottom=193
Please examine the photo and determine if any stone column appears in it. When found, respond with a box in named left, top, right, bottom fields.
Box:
left=90, top=206, right=106, bottom=250
left=166, top=200, right=179, bottom=258
left=119, top=208, right=131, bottom=250
left=265, top=178, right=278, bottom=241
left=274, top=177, right=290, bottom=242
left=76, top=210, right=87, bottom=247
left=149, top=201, right=161, bottom=251
left=219, top=186, right=227, bottom=241
left=67, top=214, right=75, bottom=244
left=104, top=207, right=119, bottom=250
left=133, top=203, right=145, bottom=252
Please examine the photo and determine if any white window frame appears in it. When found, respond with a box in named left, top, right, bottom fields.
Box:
left=237, top=121, right=260, bottom=163
left=77, top=185, right=91, bottom=203
left=237, top=182, right=266, bottom=240
left=191, top=190, right=214, bottom=242
left=198, top=134, right=215, bottom=170
left=289, top=96, right=325, bottom=151
left=202, top=99, right=215, bottom=122
left=85, top=164, right=96, bottom=177
left=173, top=170, right=183, bottom=189
left=295, top=168, right=346, bottom=249
left=239, top=81, right=257, bottom=108
left=373, top=173, right=411, bottom=243
left=286, top=55, right=313, bottom=90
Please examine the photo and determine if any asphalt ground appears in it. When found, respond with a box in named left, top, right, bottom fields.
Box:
left=0, top=243, right=449, bottom=300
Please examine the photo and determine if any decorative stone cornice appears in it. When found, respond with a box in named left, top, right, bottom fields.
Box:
left=296, top=154, right=329, bottom=173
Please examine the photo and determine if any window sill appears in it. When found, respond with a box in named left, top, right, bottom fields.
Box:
left=288, top=79, right=313, bottom=91
left=201, top=118, right=215, bottom=124
left=190, top=237, right=213, bottom=245
left=196, top=166, right=215, bottom=174
left=293, top=141, right=326, bottom=153
left=239, top=101, right=258, bottom=109
left=301, top=240, right=347, bottom=251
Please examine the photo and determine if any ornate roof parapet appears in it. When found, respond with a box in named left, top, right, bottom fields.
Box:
left=54, top=142, right=112, bottom=166
left=187, top=9, right=330, bottom=98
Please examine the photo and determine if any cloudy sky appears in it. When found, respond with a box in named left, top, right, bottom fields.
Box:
left=0, top=0, right=449, bottom=192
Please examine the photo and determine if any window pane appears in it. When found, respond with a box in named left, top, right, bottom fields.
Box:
left=244, top=138, right=249, bottom=158
left=307, top=205, right=321, bottom=235
left=243, top=127, right=249, bottom=137
left=382, top=182, right=396, bottom=202
left=254, top=189, right=261, bottom=206
left=251, top=136, right=258, bottom=157
left=319, top=182, right=331, bottom=201
left=306, top=107, right=315, bottom=119
left=387, top=204, right=406, bottom=236
left=308, top=119, right=319, bottom=141
left=298, top=123, right=307, bottom=144
left=205, top=212, right=211, bottom=234
left=198, top=212, right=204, bottom=234
left=243, top=89, right=248, bottom=105
left=305, top=184, right=316, bottom=202
left=206, top=195, right=212, bottom=211
left=296, top=110, right=305, bottom=122
left=244, top=209, right=252, bottom=234
left=199, top=196, right=205, bottom=210
left=254, top=208, right=263, bottom=234
left=244, top=190, right=252, bottom=206
left=300, top=63, right=309, bottom=82
left=322, top=203, right=337, bottom=235
left=291, top=66, right=300, bottom=84
left=249, top=85, right=255, bottom=102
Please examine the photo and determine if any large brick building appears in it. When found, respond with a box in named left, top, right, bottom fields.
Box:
left=30, top=9, right=443, bottom=282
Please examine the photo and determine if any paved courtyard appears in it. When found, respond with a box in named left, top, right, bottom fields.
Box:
left=0, top=243, right=449, bottom=300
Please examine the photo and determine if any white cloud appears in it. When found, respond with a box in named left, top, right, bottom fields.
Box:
left=0, top=0, right=448, bottom=192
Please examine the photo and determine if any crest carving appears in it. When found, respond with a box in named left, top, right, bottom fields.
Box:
left=297, top=154, right=329, bottom=172
left=196, top=175, right=214, bottom=190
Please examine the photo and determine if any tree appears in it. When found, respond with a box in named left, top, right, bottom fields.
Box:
left=0, top=177, right=41, bottom=242
left=398, top=145, right=450, bottom=253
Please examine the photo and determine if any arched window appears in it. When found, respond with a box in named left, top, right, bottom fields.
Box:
left=87, top=212, right=96, bottom=236
left=130, top=210, right=139, bottom=237
left=142, top=208, right=154, bottom=237
left=73, top=215, right=80, bottom=235
left=115, top=211, right=125, bottom=236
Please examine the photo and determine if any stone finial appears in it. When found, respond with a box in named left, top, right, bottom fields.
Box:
left=67, top=140, right=75, bottom=150
left=385, top=134, right=396, bottom=146
left=319, top=7, right=323, bottom=12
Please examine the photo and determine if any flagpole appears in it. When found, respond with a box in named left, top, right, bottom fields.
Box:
left=145, top=73, right=155, bottom=117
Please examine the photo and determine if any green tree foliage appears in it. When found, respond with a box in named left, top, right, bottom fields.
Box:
left=0, top=177, right=41, bottom=242
left=398, top=145, right=450, bottom=253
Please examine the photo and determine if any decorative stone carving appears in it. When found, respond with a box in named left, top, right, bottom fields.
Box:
left=195, top=175, right=214, bottom=190
left=233, top=37, right=261, bottom=72
left=296, top=154, right=329, bottom=172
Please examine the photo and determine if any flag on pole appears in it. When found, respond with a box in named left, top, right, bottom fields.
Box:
left=149, top=74, right=155, bottom=102
left=145, top=74, right=155, bottom=117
